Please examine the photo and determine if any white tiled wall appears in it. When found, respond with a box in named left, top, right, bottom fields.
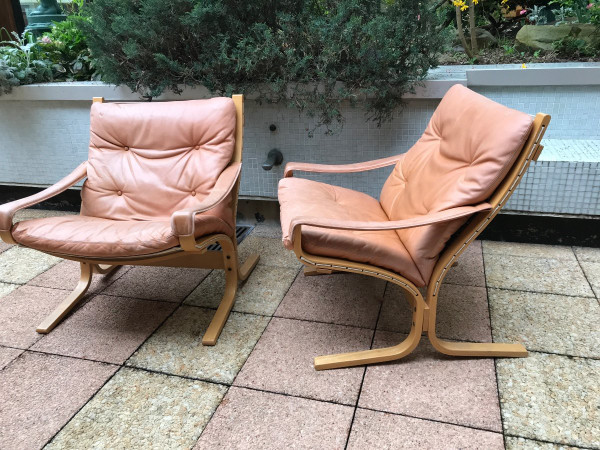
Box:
left=1, top=85, right=599, bottom=216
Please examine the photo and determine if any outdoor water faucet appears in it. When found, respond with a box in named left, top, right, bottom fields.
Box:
left=262, top=149, right=283, bottom=171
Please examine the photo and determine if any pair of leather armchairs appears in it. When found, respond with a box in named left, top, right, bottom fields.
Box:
left=0, top=86, right=549, bottom=370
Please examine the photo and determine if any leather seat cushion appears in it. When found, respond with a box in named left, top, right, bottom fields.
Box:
left=11, top=206, right=234, bottom=258
left=279, top=177, right=425, bottom=286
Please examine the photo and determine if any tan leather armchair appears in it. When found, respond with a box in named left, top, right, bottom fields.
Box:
left=278, top=85, right=550, bottom=370
left=0, top=95, right=259, bottom=346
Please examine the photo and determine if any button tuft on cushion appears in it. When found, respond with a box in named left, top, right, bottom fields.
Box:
left=117, top=190, right=122, bottom=196
left=191, top=191, right=196, bottom=196
left=124, top=146, right=129, bottom=151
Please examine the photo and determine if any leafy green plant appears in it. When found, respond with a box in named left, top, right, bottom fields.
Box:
left=552, top=6, right=576, bottom=23
left=79, top=0, right=442, bottom=132
left=39, top=16, right=97, bottom=81
left=553, top=27, right=597, bottom=54
left=528, top=5, right=550, bottom=23
left=0, top=30, right=54, bottom=95
left=502, top=42, right=516, bottom=54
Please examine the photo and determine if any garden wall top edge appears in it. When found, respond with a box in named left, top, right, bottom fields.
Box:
left=1, top=63, right=598, bottom=102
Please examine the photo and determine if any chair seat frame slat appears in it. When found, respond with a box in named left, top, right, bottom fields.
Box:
left=290, top=113, right=550, bottom=370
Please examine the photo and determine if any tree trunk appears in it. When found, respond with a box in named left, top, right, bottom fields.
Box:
left=456, top=6, right=473, bottom=58
left=469, top=0, right=478, bottom=55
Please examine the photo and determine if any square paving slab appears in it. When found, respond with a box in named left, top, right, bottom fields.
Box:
left=185, top=265, right=299, bottom=316
left=359, top=331, right=502, bottom=432
left=47, top=367, right=226, bottom=450
left=275, top=272, right=385, bottom=328
left=483, top=252, right=593, bottom=298
left=0, top=352, right=117, bottom=450
left=0, top=285, right=72, bottom=348
left=238, top=235, right=301, bottom=268
left=0, top=246, right=61, bottom=284
left=444, top=240, right=486, bottom=287
left=573, top=246, right=600, bottom=262
left=483, top=242, right=578, bottom=260
left=127, top=306, right=269, bottom=384
left=31, top=295, right=177, bottom=364
left=347, top=408, right=504, bottom=449
left=234, top=317, right=371, bottom=405
left=497, top=352, right=600, bottom=448
left=102, top=266, right=210, bottom=302
left=489, top=288, right=600, bottom=357
left=195, top=387, right=353, bottom=450
left=378, top=283, right=492, bottom=342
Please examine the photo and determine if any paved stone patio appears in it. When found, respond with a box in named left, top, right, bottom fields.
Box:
left=0, top=210, right=598, bottom=449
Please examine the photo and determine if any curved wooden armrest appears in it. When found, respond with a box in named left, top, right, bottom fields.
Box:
left=0, top=162, right=88, bottom=239
left=289, top=203, right=492, bottom=241
left=171, top=162, right=242, bottom=238
left=283, top=154, right=403, bottom=178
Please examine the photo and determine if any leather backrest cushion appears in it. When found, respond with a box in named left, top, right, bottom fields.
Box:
left=81, top=98, right=236, bottom=220
left=380, top=84, right=533, bottom=282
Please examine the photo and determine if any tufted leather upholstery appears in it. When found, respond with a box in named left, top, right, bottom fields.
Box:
left=279, top=85, right=534, bottom=286
left=82, top=98, right=236, bottom=222
left=12, top=97, right=238, bottom=258
left=380, top=85, right=532, bottom=282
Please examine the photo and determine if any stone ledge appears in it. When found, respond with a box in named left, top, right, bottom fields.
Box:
left=1, top=63, right=598, bottom=102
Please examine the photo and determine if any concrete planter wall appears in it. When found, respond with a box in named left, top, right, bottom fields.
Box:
left=1, top=62, right=599, bottom=216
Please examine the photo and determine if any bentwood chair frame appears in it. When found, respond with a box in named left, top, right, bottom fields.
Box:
left=284, top=113, right=550, bottom=370
left=0, top=95, right=259, bottom=346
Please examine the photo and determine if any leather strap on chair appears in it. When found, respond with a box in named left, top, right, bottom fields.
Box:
left=0, top=162, right=88, bottom=233
left=288, top=203, right=492, bottom=242
left=283, top=154, right=403, bottom=178
left=171, top=162, right=242, bottom=237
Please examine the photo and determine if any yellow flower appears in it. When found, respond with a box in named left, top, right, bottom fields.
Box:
left=501, top=0, right=508, bottom=3
left=473, top=0, right=479, bottom=4
left=461, top=4, right=469, bottom=9
left=522, top=63, right=527, bottom=69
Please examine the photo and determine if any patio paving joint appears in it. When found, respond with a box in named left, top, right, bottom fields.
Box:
left=481, top=249, right=509, bottom=450
left=16, top=347, right=122, bottom=368
left=227, top=268, right=302, bottom=387
left=342, top=282, right=386, bottom=449
left=488, top=284, right=597, bottom=300
left=38, top=357, right=121, bottom=449
left=358, top=405, right=507, bottom=436
left=504, top=433, right=598, bottom=450
left=572, top=248, right=600, bottom=304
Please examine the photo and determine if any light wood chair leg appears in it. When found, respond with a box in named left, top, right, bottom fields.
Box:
left=202, top=238, right=239, bottom=346
left=314, top=286, right=426, bottom=370
left=94, top=264, right=118, bottom=275
left=36, top=262, right=93, bottom=334
left=303, top=266, right=333, bottom=276
left=426, top=290, right=528, bottom=357
left=238, top=253, right=259, bottom=281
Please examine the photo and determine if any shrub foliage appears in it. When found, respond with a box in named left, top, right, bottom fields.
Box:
left=81, top=0, right=442, bottom=130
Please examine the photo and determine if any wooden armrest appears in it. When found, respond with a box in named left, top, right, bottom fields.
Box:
left=283, top=155, right=403, bottom=178
left=171, top=162, right=242, bottom=237
left=0, top=162, right=88, bottom=239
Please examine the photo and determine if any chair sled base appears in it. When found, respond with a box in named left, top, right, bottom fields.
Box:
left=34, top=233, right=260, bottom=346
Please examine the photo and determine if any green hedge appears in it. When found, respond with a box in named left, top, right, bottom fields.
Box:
left=81, top=0, right=441, bottom=132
